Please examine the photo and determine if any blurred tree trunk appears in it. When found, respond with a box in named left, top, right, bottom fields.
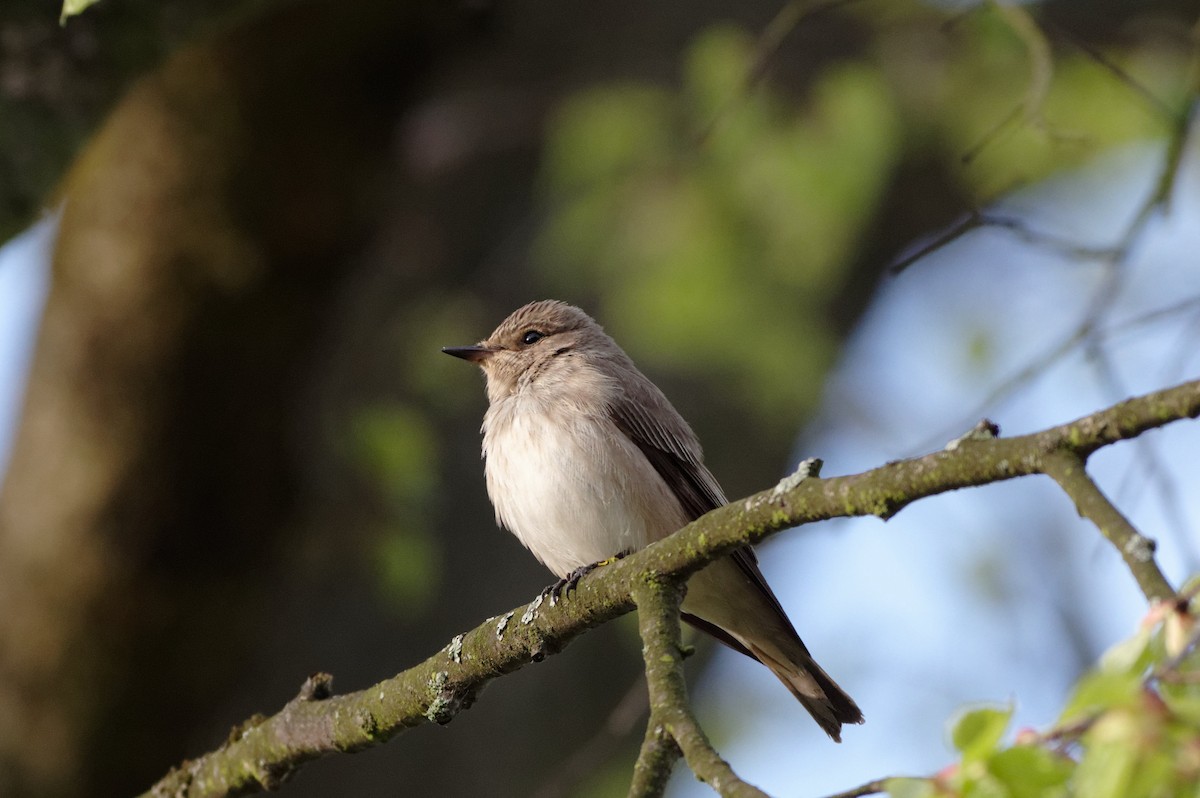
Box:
left=0, top=2, right=460, bottom=794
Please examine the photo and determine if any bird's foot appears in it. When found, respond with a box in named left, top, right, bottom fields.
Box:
left=542, top=551, right=631, bottom=605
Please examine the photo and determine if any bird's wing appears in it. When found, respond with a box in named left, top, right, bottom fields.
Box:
left=608, top=392, right=727, bottom=522
left=608, top=390, right=799, bottom=637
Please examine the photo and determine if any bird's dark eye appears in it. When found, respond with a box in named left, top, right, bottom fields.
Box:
left=521, top=330, right=544, bottom=345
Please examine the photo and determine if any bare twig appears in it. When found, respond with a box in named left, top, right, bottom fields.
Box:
left=1019, top=712, right=1099, bottom=749
left=960, top=97, right=1026, bottom=166
left=905, top=25, right=1197, bottom=449
left=961, top=3, right=1054, bottom=165
left=889, top=210, right=990, bottom=274
left=695, top=0, right=862, bottom=146
left=994, top=3, right=1053, bottom=120
left=891, top=210, right=1120, bottom=274
left=1042, top=17, right=1181, bottom=125
left=748, top=0, right=858, bottom=88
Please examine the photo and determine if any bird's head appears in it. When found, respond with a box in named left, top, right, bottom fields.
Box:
left=442, top=300, right=610, bottom=402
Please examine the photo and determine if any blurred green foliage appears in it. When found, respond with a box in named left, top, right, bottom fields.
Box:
left=398, top=293, right=497, bottom=414
left=344, top=294, right=496, bottom=611
left=350, top=404, right=442, bottom=611
left=59, top=0, right=101, bottom=24
left=930, top=8, right=1184, bottom=196
left=532, top=6, right=1190, bottom=436
left=887, top=584, right=1200, bottom=798
left=536, top=25, right=900, bottom=430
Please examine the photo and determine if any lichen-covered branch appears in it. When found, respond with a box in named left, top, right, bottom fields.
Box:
left=628, top=721, right=680, bottom=798
left=1041, top=450, right=1173, bottom=601
left=143, top=378, right=1199, bottom=797
left=631, top=579, right=768, bottom=798
left=142, top=583, right=641, bottom=797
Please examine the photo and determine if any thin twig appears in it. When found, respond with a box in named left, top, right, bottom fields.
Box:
left=891, top=210, right=1122, bottom=274
left=890, top=210, right=989, bottom=274
left=695, top=0, right=863, bottom=146
left=995, top=3, right=1053, bottom=123
left=905, top=31, right=1196, bottom=448
left=1022, top=712, right=1099, bottom=747
left=819, top=777, right=897, bottom=798
left=1042, top=17, right=1181, bottom=125
left=961, top=3, right=1054, bottom=165
left=912, top=207, right=1153, bottom=456
left=961, top=101, right=1025, bottom=166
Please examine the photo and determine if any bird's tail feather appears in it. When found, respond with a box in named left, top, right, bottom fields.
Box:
left=747, top=642, right=864, bottom=742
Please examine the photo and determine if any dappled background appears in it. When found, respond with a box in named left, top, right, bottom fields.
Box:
left=0, top=1, right=1197, bottom=796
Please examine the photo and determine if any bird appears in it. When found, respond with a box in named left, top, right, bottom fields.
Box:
left=443, top=299, right=862, bottom=740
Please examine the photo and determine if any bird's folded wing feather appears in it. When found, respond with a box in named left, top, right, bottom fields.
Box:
left=607, top=388, right=800, bottom=636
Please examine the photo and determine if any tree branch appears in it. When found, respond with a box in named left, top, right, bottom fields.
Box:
left=1041, top=450, right=1173, bottom=601
left=143, top=585, right=641, bottom=797
left=143, top=378, right=1200, bottom=797
left=631, top=579, right=768, bottom=798
left=627, top=720, right=680, bottom=798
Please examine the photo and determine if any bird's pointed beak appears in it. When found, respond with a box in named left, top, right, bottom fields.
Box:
left=441, top=344, right=494, bottom=364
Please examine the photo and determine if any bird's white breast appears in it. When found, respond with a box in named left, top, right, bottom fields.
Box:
left=482, top=386, right=686, bottom=578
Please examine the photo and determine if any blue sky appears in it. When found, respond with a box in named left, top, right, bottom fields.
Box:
left=0, top=213, right=54, bottom=479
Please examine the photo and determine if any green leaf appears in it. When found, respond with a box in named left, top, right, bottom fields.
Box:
left=1163, top=693, right=1200, bottom=725
left=987, top=746, right=1072, bottom=798
left=1061, top=670, right=1141, bottom=723
left=1074, top=737, right=1137, bottom=798
left=59, top=0, right=101, bottom=24
left=952, top=706, right=1013, bottom=761
left=1098, top=625, right=1153, bottom=675
left=1134, top=746, right=1180, bottom=798
left=962, top=775, right=1008, bottom=798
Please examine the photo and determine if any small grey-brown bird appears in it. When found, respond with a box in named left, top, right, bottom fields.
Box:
left=444, top=299, right=862, bottom=740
